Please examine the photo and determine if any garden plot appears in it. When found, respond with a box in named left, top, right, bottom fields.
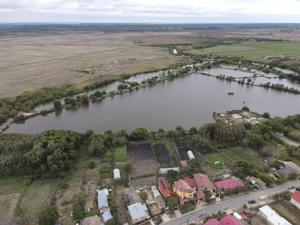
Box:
left=127, top=142, right=158, bottom=186
left=270, top=201, right=300, bottom=225
left=153, top=143, right=176, bottom=166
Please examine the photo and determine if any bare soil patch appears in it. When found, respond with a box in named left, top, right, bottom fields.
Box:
left=270, top=200, right=300, bottom=225
left=0, top=193, right=20, bottom=225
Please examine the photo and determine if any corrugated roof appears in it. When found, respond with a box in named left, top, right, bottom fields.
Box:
left=203, top=218, right=221, bottom=225
left=97, top=189, right=109, bottom=209
left=193, top=173, right=215, bottom=190
left=173, top=179, right=195, bottom=193
left=151, top=186, right=161, bottom=198
left=215, top=178, right=244, bottom=191
left=102, top=209, right=113, bottom=223
left=220, top=215, right=244, bottom=225
left=128, top=202, right=149, bottom=223
left=259, top=205, right=292, bottom=225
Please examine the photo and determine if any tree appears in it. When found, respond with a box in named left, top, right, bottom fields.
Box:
left=248, top=132, right=264, bottom=150
left=139, top=191, right=148, bottom=202
left=242, top=106, right=250, bottom=112
left=204, top=189, right=212, bottom=203
left=129, top=128, right=149, bottom=141
left=88, top=135, right=105, bottom=156
left=53, top=100, right=62, bottom=111
left=80, top=94, right=89, bottom=105
left=166, top=196, right=178, bottom=212
left=38, top=205, right=58, bottom=225
left=262, top=112, right=270, bottom=119
left=72, top=192, right=86, bottom=220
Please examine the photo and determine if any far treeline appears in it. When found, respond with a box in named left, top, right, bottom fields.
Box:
left=1, top=113, right=300, bottom=180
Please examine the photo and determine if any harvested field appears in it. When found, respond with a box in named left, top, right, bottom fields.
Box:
left=0, top=32, right=189, bottom=97
left=153, top=143, right=175, bottom=166
left=127, top=142, right=158, bottom=187
left=130, top=176, right=157, bottom=188
left=115, top=186, right=130, bottom=225
left=270, top=200, right=300, bottom=225
left=250, top=215, right=268, bottom=225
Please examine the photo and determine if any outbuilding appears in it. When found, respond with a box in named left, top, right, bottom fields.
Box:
left=259, top=205, right=292, bottom=225
left=187, top=150, right=195, bottom=160
left=113, top=168, right=121, bottom=180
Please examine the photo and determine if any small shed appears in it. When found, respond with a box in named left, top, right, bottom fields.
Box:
left=172, top=48, right=178, bottom=55
left=187, top=150, right=195, bottom=160
left=113, top=168, right=121, bottom=180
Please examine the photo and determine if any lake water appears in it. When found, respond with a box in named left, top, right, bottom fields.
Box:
left=6, top=73, right=300, bottom=134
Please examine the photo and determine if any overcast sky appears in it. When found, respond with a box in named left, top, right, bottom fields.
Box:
left=1, top=0, right=300, bottom=23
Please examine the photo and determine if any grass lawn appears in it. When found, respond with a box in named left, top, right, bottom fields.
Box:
left=218, top=146, right=262, bottom=168
left=207, top=155, right=224, bottom=170
left=113, top=146, right=127, bottom=162
left=186, top=41, right=300, bottom=61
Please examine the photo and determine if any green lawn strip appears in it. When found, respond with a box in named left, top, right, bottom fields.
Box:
left=0, top=177, right=27, bottom=196
left=207, top=155, right=224, bottom=170
left=113, top=146, right=127, bottom=163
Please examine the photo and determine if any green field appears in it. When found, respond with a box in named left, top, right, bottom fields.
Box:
left=218, top=147, right=262, bottom=168
left=114, top=146, right=127, bottom=162
left=186, top=41, right=300, bottom=61
left=207, top=155, right=224, bottom=170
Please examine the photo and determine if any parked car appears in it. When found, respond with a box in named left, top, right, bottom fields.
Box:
left=248, top=200, right=256, bottom=204
left=259, top=195, right=267, bottom=200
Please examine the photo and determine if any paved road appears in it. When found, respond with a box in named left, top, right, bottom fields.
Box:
left=162, top=179, right=300, bottom=225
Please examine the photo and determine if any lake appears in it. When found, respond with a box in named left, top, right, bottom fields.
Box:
left=6, top=73, right=300, bottom=134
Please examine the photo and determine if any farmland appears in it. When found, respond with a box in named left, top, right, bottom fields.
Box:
left=0, top=32, right=189, bottom=97
left=185, top=41, right=300, bottom=61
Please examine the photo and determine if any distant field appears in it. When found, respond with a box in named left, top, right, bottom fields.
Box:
left=0, top=32, right=189, bottom=97
left=186, top=41, right=300, bottom=60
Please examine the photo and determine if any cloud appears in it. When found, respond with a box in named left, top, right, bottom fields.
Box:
left=1, top=0, right=300, bottom=23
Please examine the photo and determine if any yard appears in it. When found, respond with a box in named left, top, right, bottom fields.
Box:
left=207, top=155, right=224, bottom=170
left=127, top=142, right=158, bottom=187
left=270, top=200, right=300, bottom=225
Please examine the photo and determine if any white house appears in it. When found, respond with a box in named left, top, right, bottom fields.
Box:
left=97, top=189, right=109, bottom=213
left=291, top=191, right=300, bottom=210
left=259, top=205, right=292, bottom=225
left=113, top=168, right=121, bottom=180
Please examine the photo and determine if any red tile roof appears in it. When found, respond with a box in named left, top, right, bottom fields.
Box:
left=219, top=215, right=244, bottom=225
left=194, top=173, right=215, bottom=190
left=183, top=176, right=194, bottom=187
left=173, top=179, right=195, bottom=193
left=203, top=218, right=221, bottom=225
left=158, top=177, right=173, bottom=198
left=196, top=190, right=205, bottom=200
left=215, top=178, right=244, bottom=191
left=291, top=191, right=300, bottom=203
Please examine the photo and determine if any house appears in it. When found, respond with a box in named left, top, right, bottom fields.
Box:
left=102, top=209, right=113, bottom=223
left=203, top=218, right=221, bottom=225
left=173, top=179, right=196, bottom=199
left=215, top=178, right=244, bottom=191
left=128, top=202, right=150, bottom=224
left=187, top=150, right=195, bottom=160
left=183, top=176, right=194, bottom=187
left=219, top=215, right=244, bottom=225
left=193, top=173, right=216, bottom=191
left=259, top=205, right=292, bottom=225
left=158, top=177, right=173, bottom=198
left=196, top=189, right=205, bottom=201
left=113, top=168, right=121, bottom=180
left=151, top=186, right=166, bottom=209
left=291, top=191, right=300, bottom=210
left=246, top=176, right=266, bottom=190
left=274, top=165, right=297, bottom=177
left=97, top=189, right=109, bottom=213
left=81, top=215, right=103, bottom=225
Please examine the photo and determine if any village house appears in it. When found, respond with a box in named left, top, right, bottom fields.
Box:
left=158, top=177, right=173, bottom=198
left=97, top=189, right=110, bottom=213
left=193, top=173, right=216, bottom=192
left=291, top=191, right=300, bottom=210
left=173, top=179, right=196, bottom=200
left=203, top=215, right=245, bottom=225
left=128, top=202, right=150, bottom=224
left=259, top=205, right=292, bottom=225
left=215, top=178, right=244, bottom=192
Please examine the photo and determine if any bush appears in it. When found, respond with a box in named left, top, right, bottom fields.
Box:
left=88, top=161, right=96, bottom=169
left=38, top=205, right=58, bottom=225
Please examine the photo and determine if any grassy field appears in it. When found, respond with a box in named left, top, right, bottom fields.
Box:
left=218, top=146, right=262, bottom=168
left=114, top=146, right=127, bottom=162
left=0, top=32, right=189, bottom=97
left=207, top=155, right=224, bottom=170
left=186, top=41, right=300, bottom=61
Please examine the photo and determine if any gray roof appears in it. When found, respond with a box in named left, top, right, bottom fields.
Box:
left=102, top=209, right=113, bottom=223
left=151, top=186, right=161, bottom=198
left=276, top=165, right=296, bottom=175
left=97, top=189, right=109, bottom=209
left=128, top=202, right=149, bottom=223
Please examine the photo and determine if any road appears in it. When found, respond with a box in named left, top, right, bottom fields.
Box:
left=162, top=179, right=300, bottom=225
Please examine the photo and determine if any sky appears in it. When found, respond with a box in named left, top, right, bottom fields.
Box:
left=1, top=0, right=300, bottom=23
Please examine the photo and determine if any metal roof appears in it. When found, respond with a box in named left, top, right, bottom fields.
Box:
left=128, top=202, right=149, bottom=223
left=97, top=189, right=109, bottom=209
left=259, top=205, right=292, bottom=225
